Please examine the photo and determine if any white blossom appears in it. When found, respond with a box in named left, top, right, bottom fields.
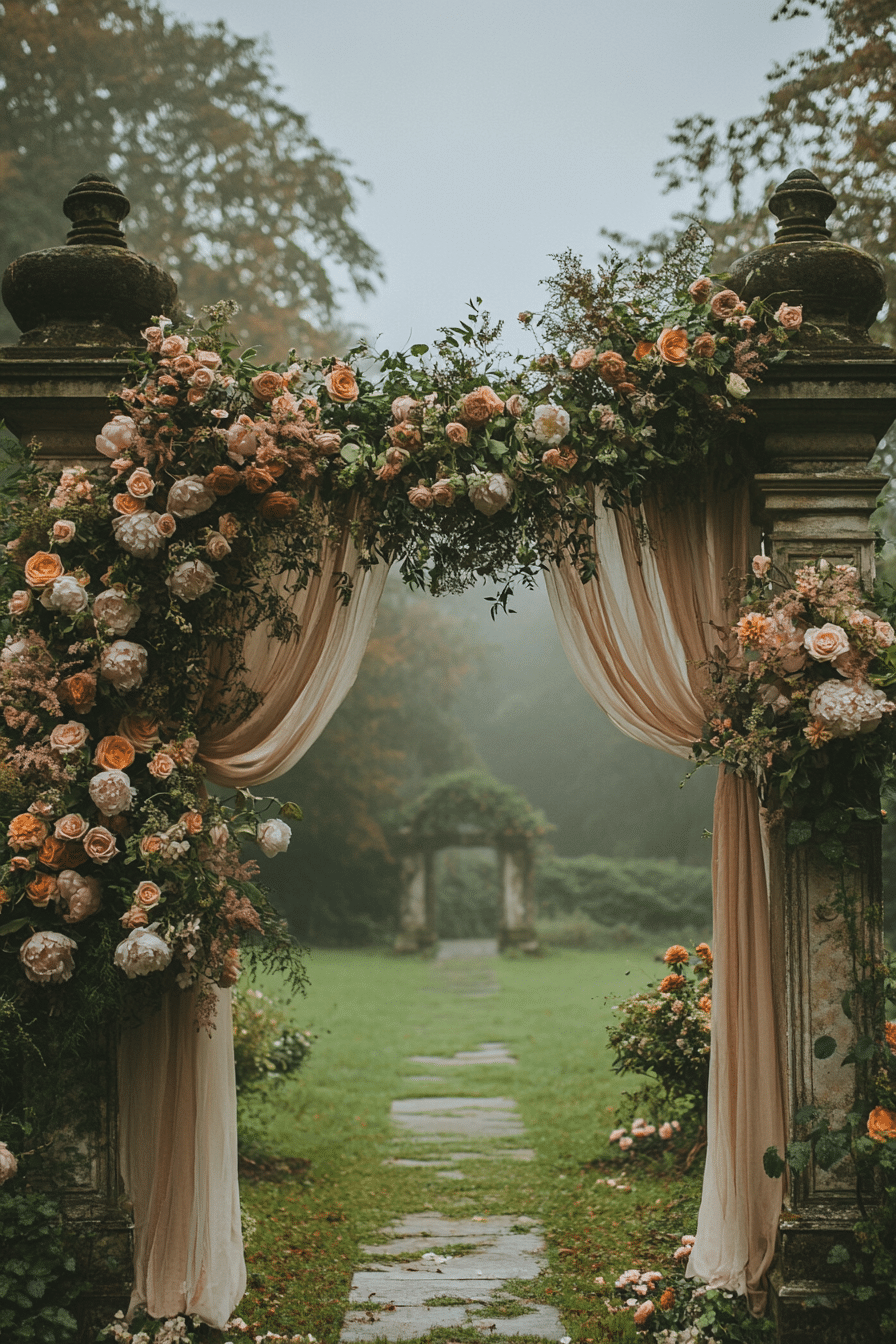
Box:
left=257, top=818, right=292, bottom=858
left=726, top=373, right=750, bottom=400
left=19, top=931, right=77, bottom=984
left=809, top=678, right=893, bottom=736
left=166, top=559, right=215, bottom=602
left=466, top=472, right=515, bottom=517
left=89, top=769, right=136, bottom=817
left=166, top=475, right=216, bottom=518
left=114, top=924, right=173, bottom=978
left=93, top=588, right=140, bottom=635
left=532, top=403, right=570, bottom=445
left=96, top=415, right=137, bottom=457
left=114, top=511, right=165, bottom=560
left=100, top=640, right=148, bottom=692
left=40, top=575, right=89, bottom=616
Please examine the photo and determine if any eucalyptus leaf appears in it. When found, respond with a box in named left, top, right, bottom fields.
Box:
left=814, top=1035, right=838, bottom=1060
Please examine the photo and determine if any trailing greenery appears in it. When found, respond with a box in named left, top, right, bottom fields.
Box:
left=0, top=1190, right=79, bottom=1342
left=391, top=769, right=550, bottom=851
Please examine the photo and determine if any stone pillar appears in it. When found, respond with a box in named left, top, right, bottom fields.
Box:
left=0, top=174, right=178, bottom=1341
left=394, top=851, right=437, bottom=953
left=729, top=169, right=896, bottom=1342
left=497, top=846, right=539, bottom=953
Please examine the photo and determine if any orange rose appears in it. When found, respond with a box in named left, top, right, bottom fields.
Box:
left=596, top=351, right=628, bottom=385
left=250, top=371, right=285, bottom=401
left=155, top=513, right=177, bottom=538
left=656, top=327, right=690, bottom=365
left=259, top=491, right=299, bottom=520
left=387, top=422, right=422, bottom=451
left=692, top=333, right=716, bottom=359
left=570, top=347, right=595, bottom=370
left=664, top=944, right=689, bottom=965
left=868, top=1106, right=896, bottom=1142
left=659, top=973, right=686, bottom=992
left=243, top=465, right=276, bottom=494
left=139, top=834, right=163, bottom=856
left=886, top=1022, right=896, bottom=1054
left=121, top=907, right=148, bottom=929
left=24, top=552, right=64, bottom=589
left=695, top=942, right=713, bottom=963
left=118, top=713, right=161, bottom=752
left=60, top=841, right=89, bottom=867
left=632, top=341, right=655, bottom=362
left=94, top=735, right=136, bottom=771
left=323, top=361, right=359, bottom=404
left=26, top=873, right=58, bottom=906
left=180, top=811, right=204, bottom=835
left=135, top=880, right=162, bottom=909
left=38, top=835, right=70, bottom=870
left=698, top=995, right=712, bottom=1014
left=7, top=814, right=49, bottom=852
left=204, top=466, right=242, bottom=495
left=461, top=386, right=504, bottom=424
left=445, top=422, right=469, bottom=446
left=60, top=671, right=97, bottom=713
left=113, top=493, right=145, bottom=516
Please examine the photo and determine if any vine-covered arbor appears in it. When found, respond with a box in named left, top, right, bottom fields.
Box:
left=391, top=771, right=548, bottom=953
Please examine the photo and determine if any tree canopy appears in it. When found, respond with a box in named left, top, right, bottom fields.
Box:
left=0, top=0, right=382, bottom=355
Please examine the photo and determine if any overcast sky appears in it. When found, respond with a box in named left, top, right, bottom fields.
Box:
left=177, top=0, right=826, bottom=353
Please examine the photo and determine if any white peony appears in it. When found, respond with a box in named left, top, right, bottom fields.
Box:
left=114, top=511, right=165, bottom=559
left=726, top=373, right=750, bottom=400
left=166, top=475, right=216, bottom=518
left=93, top=588, right=140, bottom=635
left=0, top=1141, right=17, bottom=1184
left=100, top=640, right=148, bottom=692
left=257, top=818, right=292, bottom=858
left=19, top=930, right=77, bottom=984
left=809, top=677, right=893, bottom=737
left=532, top=403, right=570, bottom=446
left=466, top=471, right=515, bottom=517
left=114, top=924, right=173, bottom=978
left=40, top=575, right=89, bottom=616
left=167, top=560, right=215, bottom=602
left=89, top=769, right=136, bottom=817
left=96, top=415, right=137, bottom=457
left=56, top=870, right=102, bottom=923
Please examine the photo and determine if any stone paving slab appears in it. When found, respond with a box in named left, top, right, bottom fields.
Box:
left=391, top=1097, right=526, bottom=1140
left=350, top=1273, right=509, bottom=1305
left=340, top=1306, right=566, bottom=1341
left=407, top=1042, right=517, bottom=1067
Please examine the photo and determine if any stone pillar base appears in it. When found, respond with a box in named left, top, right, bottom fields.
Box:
left=497, top=925, right=540, bottom=954
left=393, top=928, right=437, bottom=955
left=769, top=1206, right=879, bottom=1343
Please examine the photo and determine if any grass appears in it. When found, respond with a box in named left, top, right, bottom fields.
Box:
left=228, top=945, right=705, bottom=1342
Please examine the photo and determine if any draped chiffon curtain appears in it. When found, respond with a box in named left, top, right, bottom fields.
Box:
left=118, top=520, right=389, bottom=1327
left=545, top=483, right=785, bottom=1312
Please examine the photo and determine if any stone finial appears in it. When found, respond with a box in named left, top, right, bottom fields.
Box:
left=727, top=166, right=886, bottom=343
left=1, top=173, right=177, bottom=348
left=768, top=169, right=836, bottom=245
left=63, top=174, right=130, bottom=249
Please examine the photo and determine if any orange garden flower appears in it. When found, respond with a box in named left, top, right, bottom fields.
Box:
left=323, top=361, right=359, bottom=404
left=118, top=713, right=161, bottom=752
left=23, top=551, right=64, bottom=588
left=656, top=327, right=689, bottom=365
left=461, top=386, right=504, bottom=424
left=698, top=995, right=712, bottom=1014
left=660, top=973, right=686, bottom=992
left=259, top=491, right=299, bottom=520
left=7, top=814, right=49, bottom=851
left=664, top=945, right=689, bottom=966
left=26, top=873, right=58, bottom=906
left=94, top=735, right=136, bottom=771
left=596, top=350, right=628, bottom=385
left=867, top=1107, right=896, bottom=1142
left=885, top=1021, right=896, bottom=1054
left=632, top=341, right=655, bottom=361
left=660, top=1287, right=676, bottom=1310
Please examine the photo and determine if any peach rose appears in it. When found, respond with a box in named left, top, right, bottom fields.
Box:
left=37, top=835, right=70, bottom=870
left=135, top=880, right=162, bottom=910
left=8, top=590, right=32, bottom=616
left=709, top=288, right=741, bottom=320
left=8, top=814, right=49, bottom=851
left=386, top=422, right=422, bottom=451
left=117, top=713, right=160, bottom=753
left=113, top=492, right=144, bottom=516
left=324, top=361, right=359, bottom=403
left=445, top=422, right=469, bottom=445
left=688, top=276, right=713, bottom=303
left=194, top=349, right=222, bottom=370
left=83, top=827, right=119, bottom=863
left=142, top=325, right=163, bottom=351
left=54, top=814, right=89, bottom=841
left=391, top=395, right=419, bottom=421
left=172, top=354, right=196, bottom=377
left=692, top=333, right=716, bottom=359
left=49, top=721, right=90, bottom=755
left=596, top=350, right=628, bottom=385
left=259, top=491, right=299, bottom=521
left=430, top=479, right=456, bottom=507
left=752, top=555, right=772, bottom=578
left=59, top=673, right=97, bottom=713
left=180, top=811, right=204, bottom=835
left=504, top=394, right=527, bottom=417
left=243, top=465, right=276, bottom=494
left=205, top=532, right=232, bottom=560
left=570, top=347, right=595, bottom=370
left=217, top=513, right=239, bottom=540
left=190, top=366, right=214, bottom=391
left=24, top=552, right=64, bottom=589
left=461, top=386, right=504, bottom=424
left=160, top=334, right=189, bottom=358
left=250, top=371, right=285, bottom=401
left=126, top=468, right=156, bottom=500
left=408, top=485, right=434, bottom=510
left=148, top=752, right=176, bottom=780
left=315, top=431, right=342, bottom=454
left=775, top=303, right=803, bottom=330
left=94, top=735, right=136, bottom=771
left=121, top=907, right=148, bottom=929
left=155, top=513, right=177, bottom=538
left=804, top=623, right=850, bottom=662
left=52, top=520, right=76, bottom=545
left=632, top=341, right=655, bottom=361
left=26, top=873, right=58, bottom=907
left=664, top=944, right=689, bottom=965
left=656, top=327, right=689, bottom=365
left=204, top=465, right=241, bottom=495
left=186, top=386, right=204, bottom=405
left=139, top=834, right=163, bottom=858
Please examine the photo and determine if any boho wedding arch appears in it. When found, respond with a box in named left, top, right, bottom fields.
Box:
left=1, top=169, right=895, bottom=1338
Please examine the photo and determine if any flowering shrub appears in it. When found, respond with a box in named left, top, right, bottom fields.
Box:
left=696, top=558, right=896, bottom=852
left=232, top=986, right=313, bottom=1096
left=608, top=1115, right=682, bottom=1155
left=607, top=944, right=713, bottom=1123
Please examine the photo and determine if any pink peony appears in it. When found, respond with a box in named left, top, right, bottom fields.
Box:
left=93, top=588, right=140, bottom=635
left=56, top=870, right=102, bottom=923
left=100, top=640, right=148, bottom=692
left=467, top=472, right=514, bottom=517
left=88, top=769, right=135, bottom=817
left=166, top=559, right=215, bottom=601
left=19, top=930, right=76, bottom=984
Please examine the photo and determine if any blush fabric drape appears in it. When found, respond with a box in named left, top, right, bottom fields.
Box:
left=118, top=522, right=389, bottom=1328
left=544, top=483, right=786, bottom=1313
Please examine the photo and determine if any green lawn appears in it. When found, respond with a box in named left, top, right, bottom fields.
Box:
left=234, top=946, right=704, bottom=1342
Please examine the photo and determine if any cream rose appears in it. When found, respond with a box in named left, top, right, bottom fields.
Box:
left=504, top=394, right=527, bottom=418
left=89, top=769, right=135, bottom=817
left=323, top=362, right=359, bottom=403
left=226, top=419, right=258, bottom=459
left=114, top=924, right=173, bottom=978
left=467, top=472, right=514, bottom=517
left=190, top=366, right=214, bottom=391
left=52, top=520, right=76, bottom=545
left=166, top=475, right=216, bottom=518
left=804, top=622, right=850, bottom=662
left=532, top=404, right=570, bottom=446
left=19, top=931, right=77, bottom=984
left=96, top=415, right=137, bottom=458
left=49, top=721, right=90, bottom=755
left=391, top=395, right=419, bottom=421
left=257, top=818, right=292, bottom=858
left=205, top=532, right=232, bottom=561
left=100, top=640, right=148, bottom=692
left=93, top=588, right=140, bottom=635
left=127, top=468, right=156, bottom=500
left=445, top=422, right=469, bottom=445
left=56, top=870, right=102, bottom=923
left=83, top=826, right=119, bottom=863
left=875, top=620, right=896, bottom=647
left=726, top=373, right=750, bottom=400
left=54, top=814, right=89, bottom=841
left=0, top=1142, right=17, bottom=1184
left=8, top=590, right=31, bottom=616
left=407, top=485, right=434, bottom=510
left=194, top=349, right=222, bottom=370
left=40, top=575, right=89, bottom=616
left=167, top=559, right=215, bottom=602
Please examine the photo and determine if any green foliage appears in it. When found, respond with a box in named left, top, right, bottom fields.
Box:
left=607, top=943, right=714, bottom=1123
left=232, top=986, right=313, bottom=1097
left=536, top=853, right=712, bottom=936
left=0, top=1191, right=79, bottom=1342
left=0, top=0, right=381, bottom=358
left=432, top=849, right=500, bottom=938
left=394, top=769, right=549, bottom=850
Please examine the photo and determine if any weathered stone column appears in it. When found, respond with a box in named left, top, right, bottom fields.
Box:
left=0, top=174, right=178, bottom=1341
left=393, top=850, right=437, bottom=953
left=729, top=169, right=896, bottom=1343
left=497, top=845, right=539, bottom=953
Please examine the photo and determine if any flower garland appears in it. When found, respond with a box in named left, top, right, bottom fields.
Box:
left=695, top=558, right=896, bottom=852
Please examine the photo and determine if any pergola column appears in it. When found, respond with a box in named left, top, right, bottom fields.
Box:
left=498, top=846, right=539, bottom=953
left=393, top=850, right=437, bottom=953
left=730, top=169, right=896, bottom=1342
